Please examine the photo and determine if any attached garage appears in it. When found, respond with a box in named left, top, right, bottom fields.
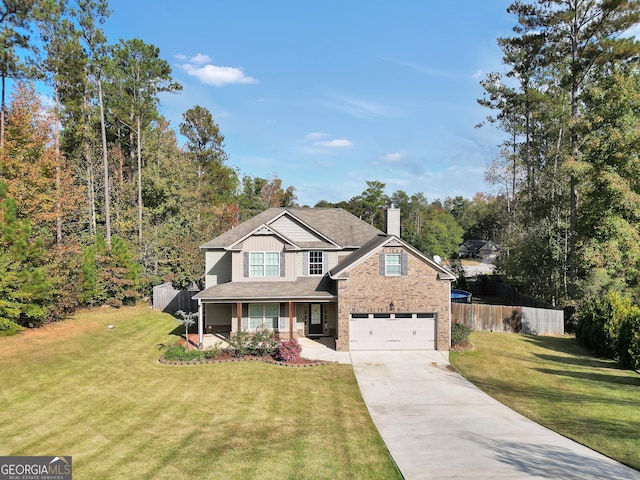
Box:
left=349, top=313, right=436, bottom=350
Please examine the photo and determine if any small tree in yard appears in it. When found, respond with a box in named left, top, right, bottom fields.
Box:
left=175, top=310, right=197, bottom=350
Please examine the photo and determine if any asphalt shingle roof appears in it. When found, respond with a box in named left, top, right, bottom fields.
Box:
left=193, top=276, right=335, bottom=301
left=200, top=208, right=382, bottom=249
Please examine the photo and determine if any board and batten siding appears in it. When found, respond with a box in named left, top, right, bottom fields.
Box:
left=232, top=235, right=296, bottom=281
left=205, top=251, right=232, bottom=288
left=270, top=215, right=329, bottom=244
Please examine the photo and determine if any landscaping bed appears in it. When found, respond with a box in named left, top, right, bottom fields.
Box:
left=161, top=329, right=331, bottom=366
left=159, top=349, right=333, bottom=367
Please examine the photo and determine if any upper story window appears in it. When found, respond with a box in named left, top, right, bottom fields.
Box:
left=249, top=252, right=280, bottom=277
left=385, top=253, right=402, bottom=275
left=309, top=251, right=324, bottom=275
left=380, top=252, right=408, bottom=276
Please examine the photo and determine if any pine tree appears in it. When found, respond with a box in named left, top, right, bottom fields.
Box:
left=480, top=0, right=640, bottom=304
left=0, top=181, right=51, bottom=328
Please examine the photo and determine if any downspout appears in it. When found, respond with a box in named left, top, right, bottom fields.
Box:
left=198, top=299, right=203, bottom=350
left=449, top=281, right=452, bottom=351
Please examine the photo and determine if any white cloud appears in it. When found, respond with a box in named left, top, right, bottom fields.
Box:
left=190, top=53, right=212, bottom=65
left=176, top=54, right=258, bottom=87
left=305, top=131, right=329, bottom=140
left=382, top=152, right=404, bottom=163
left=472, top=69, right=484, bottom=79
left=313, top=139, right=353, bottom=148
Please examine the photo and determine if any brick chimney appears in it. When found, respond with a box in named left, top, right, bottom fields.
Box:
left=386, top=206, right=400, bottom=237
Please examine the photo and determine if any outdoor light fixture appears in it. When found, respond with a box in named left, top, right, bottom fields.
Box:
left=389, top=302, right=395, bottom=311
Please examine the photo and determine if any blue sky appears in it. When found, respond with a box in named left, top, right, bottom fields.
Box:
left=105, top=0, right=515, bottom=206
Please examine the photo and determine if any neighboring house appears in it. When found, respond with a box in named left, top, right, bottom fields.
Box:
left=193, top=207, right=455, bottom=352
left=458, top=239, right=500, bottom=261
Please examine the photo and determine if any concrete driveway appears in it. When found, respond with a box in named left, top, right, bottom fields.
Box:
left=350, top=351, right=640, bottom=480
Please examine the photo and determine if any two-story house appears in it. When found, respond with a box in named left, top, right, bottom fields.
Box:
left=193, top=207, right=455, bottom=352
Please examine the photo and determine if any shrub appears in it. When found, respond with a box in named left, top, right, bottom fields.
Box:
left=576, top=290, right=631, bottom=358
left=0, top=318, right=23, bottom=336
left=275, top=338, right=302, bottom=362
left=203, top=342, right=223, bottom=359
left=451, top=322, right=471, bottom=346
left=250, top=329, right=280, bottom=357
left=228, top=330, right=252, bottom=357
left=159, top=343, right=205, bottom=362
left=617, top=308, right=640, bottom=370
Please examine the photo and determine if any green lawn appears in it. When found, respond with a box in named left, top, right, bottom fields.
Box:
left=0, top=306, right=401, bottom=480
left=459, top=258, right=482, bottom=266
left=450, top=332, right=640, bottom=471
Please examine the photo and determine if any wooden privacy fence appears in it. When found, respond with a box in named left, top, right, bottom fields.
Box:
left=152, top=282, right=199, bottom=314
left=495, top=283, right=555, bottom=309
left=451, top=303, right=564, bottom=335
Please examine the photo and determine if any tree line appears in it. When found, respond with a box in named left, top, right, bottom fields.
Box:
left=478, top=0, right=640, bottom=306
left=3, top=0, right=640, bottom=368
left=477, top=0, right=640, bottom=366
left=0, top=0, right=298, bottom=333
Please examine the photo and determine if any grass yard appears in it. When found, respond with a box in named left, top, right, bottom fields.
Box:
left=0, top=306, right=401, bottom=480
left=450, top=332, right=640, bottom=471
left=459, top=258, right=481, bottom=266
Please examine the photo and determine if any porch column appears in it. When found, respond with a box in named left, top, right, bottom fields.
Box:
left=237, top=302, right=242, bottom=331
left=197, top=299, right=203, bottom=349
left=289, top=301, right=294, bottom=340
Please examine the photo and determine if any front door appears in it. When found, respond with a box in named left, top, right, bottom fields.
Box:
left=309, top=304, right=323, bottom=335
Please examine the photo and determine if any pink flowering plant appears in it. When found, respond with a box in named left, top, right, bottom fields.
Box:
left=275, top=338, right=302, bottom=362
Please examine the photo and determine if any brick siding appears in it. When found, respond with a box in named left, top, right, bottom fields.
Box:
left=335, top=246, right=451, bottom=351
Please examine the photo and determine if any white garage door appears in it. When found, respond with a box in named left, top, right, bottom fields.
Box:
left=349, top=313, right=436, bottom=350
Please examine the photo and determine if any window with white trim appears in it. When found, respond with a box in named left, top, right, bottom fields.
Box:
left=385, top=253, right=402, bottom=275
left=249, top=304, right=279, bottom=329
left=249, top=252, right=280, bottom=277
left=308, top=251, right=323, bottom=275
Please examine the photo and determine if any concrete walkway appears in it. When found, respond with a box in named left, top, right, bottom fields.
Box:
left=298, top=337, right=351, bottom=364
left=350, top=350, right=640, bottom=480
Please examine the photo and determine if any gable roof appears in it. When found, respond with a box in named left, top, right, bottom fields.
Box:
left=329, top=234, right=455, bottom=281
left=459, top=239, right=487, bottom=252
left=201, top=208, right=382, bottom=250
left=226, top=223, right=300, bottom=251
left=459, top=239, right=500, bottom=253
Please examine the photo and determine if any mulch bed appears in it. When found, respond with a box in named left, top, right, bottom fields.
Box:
left=159, top=350, right=335, bottom=367
left=450, top=342, right=473, bottom=353
left=169, top=333, right=334, bottom=367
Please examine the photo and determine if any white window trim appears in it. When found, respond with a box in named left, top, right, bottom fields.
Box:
left=385, top=253, right=402, bottom=276
left=249, top=251, right=280, bottom=277
left=308, top=251, right=323, bottom=276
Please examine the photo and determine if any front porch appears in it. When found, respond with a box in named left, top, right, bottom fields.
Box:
left=196, top=300, right=338, bottom=348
